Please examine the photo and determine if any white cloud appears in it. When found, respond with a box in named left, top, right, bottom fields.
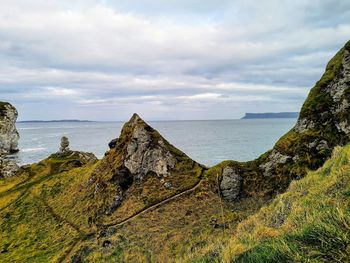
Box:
left=0, top=0, right=349, bottom=120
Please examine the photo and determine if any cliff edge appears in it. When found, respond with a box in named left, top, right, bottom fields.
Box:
left=218, top=40, right=350, bottom=201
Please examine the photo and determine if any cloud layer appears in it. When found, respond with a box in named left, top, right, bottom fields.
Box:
left=1, top=0, right=350, bottom=120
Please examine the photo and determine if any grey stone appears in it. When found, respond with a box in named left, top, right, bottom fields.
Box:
left=294, top=118, right=315, bottom=133
left=0, top=103, right=19, bottom=154
left=220, top=166, right=242, bottom=202
left=0, top=157, right=19, bottom=178
left=336, top=120, right=350, bottom=135
left=59, top=136, right=70, bottom=153
left=259, top=150, right=291, bottom=177
left=124, top=118, right=176, bottom=179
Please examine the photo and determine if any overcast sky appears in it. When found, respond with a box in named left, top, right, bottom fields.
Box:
left=1, top=0, right=350, bottom=121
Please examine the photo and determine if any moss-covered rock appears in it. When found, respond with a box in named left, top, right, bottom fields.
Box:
left=219, top=40, right=350, bottom=200
left=87, top=113, right=204, bottom=216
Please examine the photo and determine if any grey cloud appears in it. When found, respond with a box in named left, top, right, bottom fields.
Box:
left=0, top=0, right=349, bottom=120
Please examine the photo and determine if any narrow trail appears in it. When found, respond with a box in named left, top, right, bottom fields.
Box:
left=101, top=167, right=206, bottom=228
left=2, top=166, right=207, bottom=263
left=58, top=167, right=207, bottom=263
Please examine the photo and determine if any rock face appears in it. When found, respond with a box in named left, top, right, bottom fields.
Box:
left=220, top=40, right=350, bottom=201
left=96, top=114, right=185, bottom=181
left=0, top=157, right=19, bottom=178
left=220, top=166, right=242, bottom=201
left=123, top=114, right=177, bottom=179
left=0, top=102, right=20, bottom=178
left=0, top=102, right=19, bottom=154
left=90, top=113, right=200, bottom=214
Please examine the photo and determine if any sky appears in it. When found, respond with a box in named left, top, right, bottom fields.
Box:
left=0, top=0, right=350, bottom=121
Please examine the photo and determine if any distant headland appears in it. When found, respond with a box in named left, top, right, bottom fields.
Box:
left=241, top=112, right=299, bottom=119
left=17, top=119, right=93, bottom=123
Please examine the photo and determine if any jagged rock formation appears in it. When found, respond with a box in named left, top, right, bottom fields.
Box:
left=219, top=40, right=350, bottom=201
left=0, top=102, right=20, bottom=178
left=0, top=102, right=19, bottom=154
left=89, top=113, right=203, bottom=215
left=59, top=136, right=70, bottom=153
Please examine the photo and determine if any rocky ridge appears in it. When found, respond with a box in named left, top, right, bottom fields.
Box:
left=219, top=40, right=350, bottom=201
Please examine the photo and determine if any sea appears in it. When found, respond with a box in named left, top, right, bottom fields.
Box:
left=15, top=119, right=296, bottom=167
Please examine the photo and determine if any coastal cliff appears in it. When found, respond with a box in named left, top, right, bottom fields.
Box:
left=217, top=40, right=350, bottom=201
left=0, top=102, right=19, bottom=154
left=0, top=102, right=20, bottom=178
left=0, top=41, right=349, bottom=262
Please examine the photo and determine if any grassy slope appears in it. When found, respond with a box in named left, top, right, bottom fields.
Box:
left=0, top=151, right=260, bottom=262
left=189, top=145, right=350, bottom=263
left=0, top=153, right=98, bottom=262
left=0, top=129, right=349, bottom=262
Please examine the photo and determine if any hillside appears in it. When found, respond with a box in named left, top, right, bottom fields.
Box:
left=0, top=40, right=350, bottom=262
left=193, top=145, right=350, bottom=262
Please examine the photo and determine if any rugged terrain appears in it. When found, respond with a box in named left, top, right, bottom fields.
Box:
left=0, top=40, right=349, bottom=262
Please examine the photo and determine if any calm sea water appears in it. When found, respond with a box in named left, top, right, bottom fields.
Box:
left=15, top=119, right=296, bottom=167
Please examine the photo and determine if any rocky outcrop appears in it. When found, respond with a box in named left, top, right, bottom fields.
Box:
left=123, top=114, right=177, bottom=179
left=0, top=157, right=19, bottom=178
left=0, top=102, right=19, bottom=154
left=220, top=40, right=350, bottom=202
left=220, top=166, right=242, bottom=201
left=90, top=113, right=201, bottom=214
left=95, top=113, right=192, bottom=182
left=0, top=102, right=20, bottom=178
left=59, top=136, right=70, bottom=153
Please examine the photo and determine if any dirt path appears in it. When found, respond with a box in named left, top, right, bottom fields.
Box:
left=57, top=167, right=206, bottom=262
left=101, top=167, right=206, bottom=229
left=1, top=166, right=206, bottom=263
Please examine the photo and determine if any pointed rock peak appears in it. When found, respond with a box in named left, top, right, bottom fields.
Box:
left=91, top=113, right=202, bottom=215
left=128, top=113, right=143, bottom=126
left=97, top=113, right=198, bottom=182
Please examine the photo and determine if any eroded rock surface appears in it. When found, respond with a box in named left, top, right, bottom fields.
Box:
left=0, top=102, right=20, bottom=178
left=220, top=166, right=242, bottom=201
left=0, top=102, right=19, bottom=154
left=90, top=113, right=200, bottom=214
left=124, top=116, right=177, bottom=179
left=220, top=40, right=350, bottom=202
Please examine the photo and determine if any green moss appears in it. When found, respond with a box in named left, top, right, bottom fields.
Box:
left=300, top=47, right=344, bottom=118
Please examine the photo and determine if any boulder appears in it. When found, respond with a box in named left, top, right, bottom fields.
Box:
left=220, top=166, right=242, bottom=202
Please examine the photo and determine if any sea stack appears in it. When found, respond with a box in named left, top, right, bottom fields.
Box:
left=0, top=101, right=20, bottom=178
left=0, top=102, right=19, bottom=154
